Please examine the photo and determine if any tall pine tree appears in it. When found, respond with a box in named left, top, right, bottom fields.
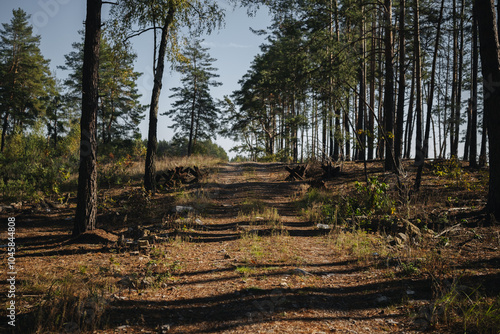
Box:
left=0, top=8, right=55, bottom=152
left=163, top=39, right=221, bottom=156
left=59, top=30, right=146, bottom=145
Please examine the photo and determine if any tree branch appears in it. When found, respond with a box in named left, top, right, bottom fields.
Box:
left=124, top=26, right=162, bottom=41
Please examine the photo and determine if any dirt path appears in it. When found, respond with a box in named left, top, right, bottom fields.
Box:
left=102, top=163, right=423, bottom=333
left=3, top=162, right=499, bottom=333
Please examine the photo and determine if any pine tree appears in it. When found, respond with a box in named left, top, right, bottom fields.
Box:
left=74, top=0, right=102, bottom=236
left=0, top=8, right=55, bottom=152
left=59, top=30, right=146, bottom=144
left=110, top=0, right=224, bottom=193
left=476, top=0, right=500, bottom=221
left=163, top=39, right=221, bottom=156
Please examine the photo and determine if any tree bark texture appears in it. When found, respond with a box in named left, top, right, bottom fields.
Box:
left=144, top=4, right=176, bottom=193
left=384, top=0, right=395, bottom=171
left=74, top=0, right=102, bottom=236
left=395, top=0, right=405, bottom=171
left=476, top=0, right=500, bottom=220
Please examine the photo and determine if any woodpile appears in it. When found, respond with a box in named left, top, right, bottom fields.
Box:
left=155, top=166, right=205, bottom=188
left=284, top=162, right=340, bottom=187
left=284, top=165, right=307, bottom=181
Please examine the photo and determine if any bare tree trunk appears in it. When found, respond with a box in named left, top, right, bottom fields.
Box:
left=470, top=5, right=478, bottom=167
left=450, top=0, right=459, bottom=157
left=344, top=96, right=351, bottom=160
left=469, top=2, right=479, bottom=168
left=144, top=5, right=176, bottom=193
left=424, top=0, right=444, bottom=160
left=384, top=0, right=395, bottom=171
left=476, top=0, right=500, bottom=220
left=395, top=0, right=406, bottom=170
left=404, top=62, right=415, bottom=159
left=357, top=0, right=366, bottom=161
left=368, top=18, right=376, bottom=160
left=414, top=0, right=425, bottom=190
left=464, top=98, right=472, bottom=160
left=1, top=112, right=9, bottom=153
left=453, top=0, right=465, bottom=157
left=74, top=0, right=102, bottom=236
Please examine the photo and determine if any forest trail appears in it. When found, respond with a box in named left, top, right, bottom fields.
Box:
left=4, top=162, right=499, bottom=334
left=102, top=162, right=425, bottom=333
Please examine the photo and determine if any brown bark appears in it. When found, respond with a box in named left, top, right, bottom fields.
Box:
left=395, top=0, right=405, bottom=170
left=74, top=0, right=102, bottom=236
left=469, top=4, right=478, bottom=167
left=414, top=0, right=424, bottom=190
left=384, top=0, right=395, bottom=171
left=424, top=0, right=445, bottom=159
left=476, top=0, right=500, bottom=220
left=1, top=112, right=9, bottom=153
left=357, top=0, right=366, bottom=161
left=144, top=4, right=176, bottom=193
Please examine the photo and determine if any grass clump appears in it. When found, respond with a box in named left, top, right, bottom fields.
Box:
left=327, top=229, right=390, bottom=261
left=420, top=280, right=500, bottom=333
left=19, top=273, right=110, bottom=334
left=174, top=187, right=214, bottom=213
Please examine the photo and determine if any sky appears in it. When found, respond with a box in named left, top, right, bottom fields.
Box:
left=0, top=0, right=273, bottom=158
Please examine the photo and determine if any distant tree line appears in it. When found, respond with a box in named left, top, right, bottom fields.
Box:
left=227, top=0, right=485, bottom=170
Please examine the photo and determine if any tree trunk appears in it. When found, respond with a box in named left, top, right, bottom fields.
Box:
left=424, top=0, right=445, bottom=159
left=344, top=97, right=351, bottom=160
left=188, top=79, right=197, bottom=157
left=357, top=0, right=366, bottom=161
left=404, top=62, right=415, bottom=159
left=476, top=0, right=500, bottom=220
left=384, top=0, right=395, bottom=171
left=464, top=98, right=472, bottom=160
left=453, top=0, right=465, bottom=157
left=144, top=5, right=176, bottom=193
left=1, top=112, right=9, bottom=153
left=450, top=0, right=459, bottom=157
left=74, top=0, right=102, bottom=236
left=368, top=18, right=376, bottom=161
left=470, top=5, right=478, bottom=167
left=414, top=0, right=425, bottom=190
left=395, top=0, right=405, bottom=171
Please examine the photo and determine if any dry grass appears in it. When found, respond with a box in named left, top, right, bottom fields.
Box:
left=326, top=229, right=391, bottom=261
left=174, top=186, right=215, bottom=213
left=127, top=155, right=224, bottom=179
left=235, top=233, right=303, bottom=266
left=18, top=263, right=113, bottom=333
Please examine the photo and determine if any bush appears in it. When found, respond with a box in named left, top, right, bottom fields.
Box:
left=97, top=153, right=134, bottom=188
left=0, top=134, right=78, bottom=202
left=352, top=177, right=395, bottom=216
left=156, top=137, right=228, bottom=161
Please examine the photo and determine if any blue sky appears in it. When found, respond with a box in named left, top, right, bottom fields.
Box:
left=0, top=0, right=272, bottom=157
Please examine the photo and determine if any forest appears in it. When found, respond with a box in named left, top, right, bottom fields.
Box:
left=1, top=0, right=500, bottom=333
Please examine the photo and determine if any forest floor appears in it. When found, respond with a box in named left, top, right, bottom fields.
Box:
left=1, top=160, right=500, bottom=333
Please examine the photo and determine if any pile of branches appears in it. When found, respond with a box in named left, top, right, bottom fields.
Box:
left=284, top=165, right=308, bottom=181
left=284, top=162, right=340, bottom=184
left=156, top=166, right=205, bottom=188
